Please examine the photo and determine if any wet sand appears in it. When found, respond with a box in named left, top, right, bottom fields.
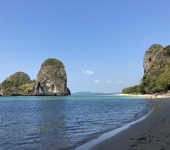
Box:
left=90, top=98, right=170, bottom=150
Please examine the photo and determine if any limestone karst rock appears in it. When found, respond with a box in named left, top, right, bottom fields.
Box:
left=143, top=44, right=163, bottom=73
left=1, top=72, right=35, bottom=96
left=35, top=58, right=71, bottom=96
left=0, top=84, right=2, bottom=96
left=123, top=44, right=170, bottom=94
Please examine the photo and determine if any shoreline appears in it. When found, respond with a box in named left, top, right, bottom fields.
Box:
left=89, top=97, right=170, bottom=150
left=75, top=106, right=152, bottom=150
left=76, top=96, right=170, bottom=150
left=75, top=96, right=153, bottom=150
left=116, top=93, right=170, bottom=99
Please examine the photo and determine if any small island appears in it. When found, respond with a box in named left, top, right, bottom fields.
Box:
left=123, top=44, right=170, bottom=95
left=0, top=58, right=71, bottom=96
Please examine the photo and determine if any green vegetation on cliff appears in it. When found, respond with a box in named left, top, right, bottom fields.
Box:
left=1, top=72, right=35, bottom=96
left=41, top=58, right=64, bottom=68
left=0, top=58, right=71, bottom=96
left=18, top=82, right=36, bottom=95
left=35, top=58, right=70, bottom=96
left=146, top=44, right=163, bottom=54
left=123, top=44, right=170, bottom=94
left=38, top=58, right=66, bottom=81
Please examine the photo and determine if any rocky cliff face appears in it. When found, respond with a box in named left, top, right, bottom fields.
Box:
left=143, top=44, right=163, bottom=73
left=123, top=44, right=170, bottom=94
left=1, top=72, right=35, bottom=96
left=35, top=58, right=71, bottom=96
left=0, top=84, right=2, bottom=96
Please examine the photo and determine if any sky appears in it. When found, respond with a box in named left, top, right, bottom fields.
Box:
left=0, top=0, right=170, bottom=93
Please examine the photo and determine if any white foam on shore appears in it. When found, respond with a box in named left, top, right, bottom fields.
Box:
left=75, top=108, right=152, bottom=150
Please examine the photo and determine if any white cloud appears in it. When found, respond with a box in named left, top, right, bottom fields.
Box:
left=116, top=80, right=124, bottom=84
left=107, top=80, right=112, bottom=83
left=95, top=80, right=100, bottom=83
left=82, top=70, right=94, bottom=74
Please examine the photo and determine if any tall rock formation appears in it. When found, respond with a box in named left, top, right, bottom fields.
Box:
left=143, top=44, right=163, bottom=73
left=35, top=58, right=71, bottom=96
left=123, top=44, right=170, bottom=94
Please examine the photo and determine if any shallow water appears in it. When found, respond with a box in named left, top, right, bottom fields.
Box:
left=0, top=95, right=150, bottom=150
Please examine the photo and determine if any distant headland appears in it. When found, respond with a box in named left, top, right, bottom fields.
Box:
left=123, top=44, right=170, bottom=95
left=0, top=58, right=71, bottom=96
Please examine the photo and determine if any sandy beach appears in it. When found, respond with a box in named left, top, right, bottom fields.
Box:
left=90, top=97, right=170, bottom=150
left=117, top=93, right=170, bottom=99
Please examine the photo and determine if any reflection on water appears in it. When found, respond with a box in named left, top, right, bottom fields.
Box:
left=0, top=95, right=150, bottom=150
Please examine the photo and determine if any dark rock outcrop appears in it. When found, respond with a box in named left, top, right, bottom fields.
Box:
left=35, top=58, right=71, bottom=96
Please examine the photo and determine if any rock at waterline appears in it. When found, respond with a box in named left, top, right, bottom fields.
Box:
left=35, top=58, right=71, bottom=96
left=1, top=72, right=35, bottom=96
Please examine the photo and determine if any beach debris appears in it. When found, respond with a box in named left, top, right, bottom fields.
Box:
left=137, top=137, right=146, bottom=141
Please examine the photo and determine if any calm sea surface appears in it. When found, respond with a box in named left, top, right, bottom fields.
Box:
left=0, top=95, right=151, bottom=150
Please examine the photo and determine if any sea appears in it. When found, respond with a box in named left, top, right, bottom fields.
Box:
left=0, top=94, right=151, bottom=150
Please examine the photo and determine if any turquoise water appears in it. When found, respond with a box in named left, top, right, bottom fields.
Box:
left=0, top=95, right=150, bottom=150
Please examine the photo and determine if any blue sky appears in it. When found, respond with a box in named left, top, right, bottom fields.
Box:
left=0, top=0, right=170, bottom=93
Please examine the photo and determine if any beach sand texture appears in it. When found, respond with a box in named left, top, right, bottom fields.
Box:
left=129, top=116, right=170, bottom=150
left=90, top=98, right=170, bottom=150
